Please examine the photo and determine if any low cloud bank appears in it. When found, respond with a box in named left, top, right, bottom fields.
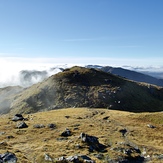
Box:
left=0, top=67, right=63, bottom=88
left=0, top=57, right=163, bottom=88
left=0, top=57, right=71, bottom=88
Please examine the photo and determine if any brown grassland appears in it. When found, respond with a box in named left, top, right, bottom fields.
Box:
left=0, top=108, right=163, bottom=162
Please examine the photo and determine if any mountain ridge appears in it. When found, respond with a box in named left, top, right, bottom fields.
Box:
left=2, top=66, right=162, bottom=114
left=86, top=65, right=163, bottom=87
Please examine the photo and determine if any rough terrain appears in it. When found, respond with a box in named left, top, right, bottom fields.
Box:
left=0, top=108, right=163, bottom=162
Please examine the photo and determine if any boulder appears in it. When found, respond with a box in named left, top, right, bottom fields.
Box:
left=119, top=128, right=127, bottom=137
left=0, top=152, right=17, bottom=163
left=44, top=153, right=53, bottom=162
left=33, top=124, right=45, bottom=128
left=61, top=128, right=71, bottom=137
left=147, top=124, right=156, bottom=128
left=47, top=123, right=56, bottom=129
left=12, top=114, right=24, bottom=121
left=80, top=132, right=106, bottom=152
left=57, top=155, right=95, bottom=163
left=16, top=121, right=28, bottom=129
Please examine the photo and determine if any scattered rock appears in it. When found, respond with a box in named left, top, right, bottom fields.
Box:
left=57, top=155, right=95, bottom=163
left=80, top=132, right=106, bottom=152
left=12, top=114, right=24, bottom=121
left=94, top=153, right=104, bottom=160
left=56, top=137, right=68, bottom=141
left=44, top=153, right=53, bottom=162
left=7, top=135, right=14, bottom=139
left=147, top=124, right=156, bottom=128
left=61, top=128, right=71, bottom=137
left=66, top=155, right=79, bottom=162
left=16, top=121, right=28, bottom=129
left=33, top=124, right=45, bottom=128
left=111, top=143, right=141, bottom=159
left=153, top=154, right=163, bottom=160
left=0, top=152, right=17, bottom=163
left=119, top=128, right=127, bottom=136
left=103, top=116, right=110, bottom=120
left=47, top=123, right=56, bottom=129
left=57, top=156, right=66, bottom=162
left=73, top=127, right=79, bottom=130
left=65, top=116, right=70, bottom=119
left=0, top=132, right=5, bottom=135
left=80, top=155, right=95, bottom=163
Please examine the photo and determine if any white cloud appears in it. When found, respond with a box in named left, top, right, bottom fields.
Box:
left=0, top=56, right=163, bottom=88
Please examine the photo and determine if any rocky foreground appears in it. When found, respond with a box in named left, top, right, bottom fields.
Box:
left=0, top=108, right=163, bottom=162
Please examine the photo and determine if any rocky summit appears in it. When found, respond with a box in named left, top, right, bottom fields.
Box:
left=3, top=66, right=162, bottom=114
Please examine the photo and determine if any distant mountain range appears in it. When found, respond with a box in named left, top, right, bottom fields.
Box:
left=0, top=65, right=163, bottom=88
left=86, top=65, right=163, bottom=87
left=1, top=66, right=163, bottom=114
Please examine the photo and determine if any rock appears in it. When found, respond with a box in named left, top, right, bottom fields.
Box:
left=119, top=128, right=127, bottom=136
left=80, top=132, right=106, bottom=152
left=47, top=123, right=56, bottom=129
left=147, top=124, right=156, bottom=128
left=80, top=155, right=95, bottom=163
left=103, top=116, right=110, bottom=120
left=56, top=155, right=95, bottom=163
left=61, top=128, right=71, bottom=137
left=73, top=127, right=79, bottom=130
left=57, top=156, right=66, bottom=162
left=65, top=116, right=70, bottom=119
left=7, top=135, right=14, bottom=139
left=66, top=155, right=79, bottom=162
left=0, top=132, right=5, bottom=135
left=12, top=114, right=24, bottom=121
left=16, top=121, right=28, bottom=129
left=111, top=143, right=141, bottom=161
left=153, top=154, right=163, bottom=160
left=0, top=152, right=17, bottom=163
left=94, top=153, right=104, bottom=160
left=56, top=137, right=68, bottom=141
left=33, top=124, right=45, bottom=128
left=44, top=153, right=53, bottom=162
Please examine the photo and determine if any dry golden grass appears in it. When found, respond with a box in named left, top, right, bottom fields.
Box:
left=0, top=108, right=163, bottom=162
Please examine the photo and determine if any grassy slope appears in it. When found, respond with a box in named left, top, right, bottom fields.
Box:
left=9, top=66, right=163, bottom=114
left=0, top=108, right=163, bottom=162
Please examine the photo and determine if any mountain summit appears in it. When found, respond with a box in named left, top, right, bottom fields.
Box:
left=1, top=66, right=163, bottom=114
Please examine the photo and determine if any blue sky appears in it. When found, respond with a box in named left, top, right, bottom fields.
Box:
left=0, top=0, right=163, bottom=67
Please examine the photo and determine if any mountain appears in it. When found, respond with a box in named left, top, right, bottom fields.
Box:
left=0, top=86, right=24, bottom=114
left=1, top=66, right=162, bottom=114
left=86, top=65, right=163, bottom=87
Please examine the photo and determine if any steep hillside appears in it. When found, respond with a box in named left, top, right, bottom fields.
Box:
left=8, top=66, right=163, bottom=114
left=0, top=86, right=24, bottom=114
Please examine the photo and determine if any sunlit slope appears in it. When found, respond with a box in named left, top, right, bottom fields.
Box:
left=0, top=108, right=163, bottom=162
left=9, top=66, right=163, bottom=114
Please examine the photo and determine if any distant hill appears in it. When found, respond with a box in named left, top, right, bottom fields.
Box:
left=1, top=66, right=162, bottom=114
left=86, top=65, right=163, bottom=87
left=0, top=86, right=24, bottom=114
